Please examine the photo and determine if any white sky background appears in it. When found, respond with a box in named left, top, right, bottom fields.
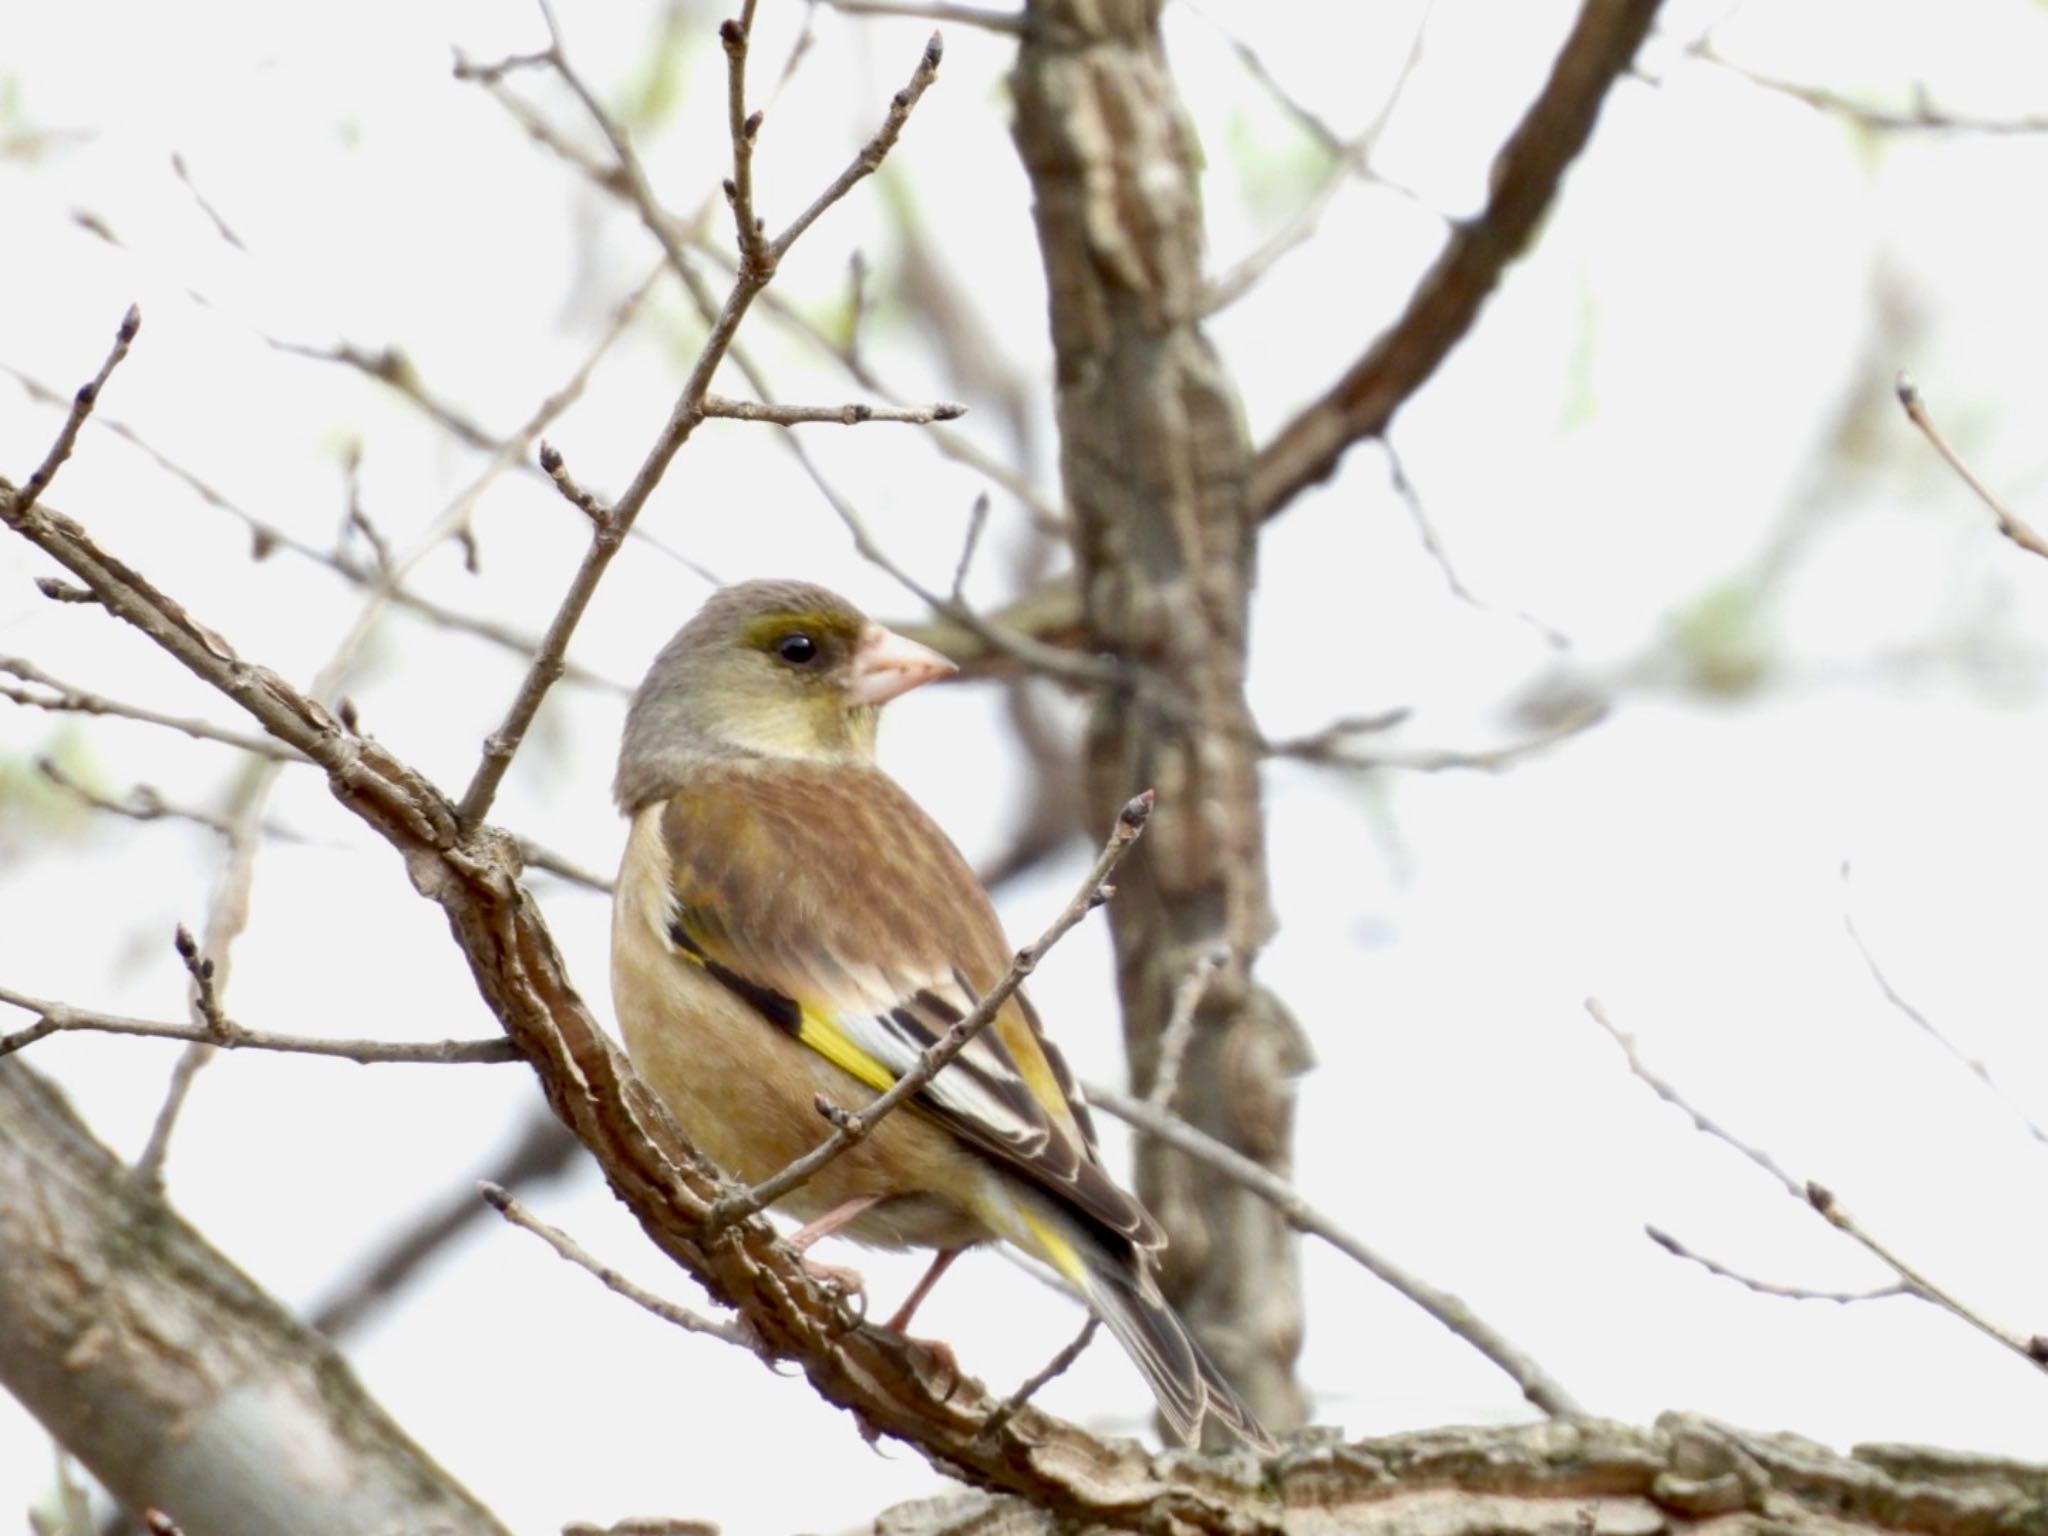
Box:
left=5, top=0, right=2048, bottom=1528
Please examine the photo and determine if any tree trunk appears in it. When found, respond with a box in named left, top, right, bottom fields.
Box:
left=1010, top=0, right=1312, bottom=1438
left=0, top=1058, right=509, bottom=1536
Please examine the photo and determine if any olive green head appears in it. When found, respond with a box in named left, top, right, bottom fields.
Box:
left=615, top=580, right=954, bottom=808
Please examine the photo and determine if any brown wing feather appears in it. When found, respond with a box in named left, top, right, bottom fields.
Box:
left=660, top=758, right=1161, bottom=1252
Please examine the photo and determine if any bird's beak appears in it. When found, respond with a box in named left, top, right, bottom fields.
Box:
left=846, top=624, right=957, bottom=706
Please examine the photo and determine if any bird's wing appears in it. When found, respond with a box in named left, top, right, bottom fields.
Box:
left=655, top=759, right=1159, bottom=1253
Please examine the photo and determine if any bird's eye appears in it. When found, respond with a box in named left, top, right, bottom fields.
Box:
left=774, top=632, right=818, bottom=665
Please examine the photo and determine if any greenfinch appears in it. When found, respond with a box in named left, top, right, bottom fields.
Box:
left=610, top=579, right=1271, bottom=1450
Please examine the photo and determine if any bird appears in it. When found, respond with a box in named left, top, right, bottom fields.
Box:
left=609, top=578, right=1273, bottom=1451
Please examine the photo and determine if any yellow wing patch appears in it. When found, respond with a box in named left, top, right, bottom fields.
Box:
left=795, top=1011, right=896, bottom=1095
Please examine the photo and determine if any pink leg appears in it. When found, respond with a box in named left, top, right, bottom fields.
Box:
left=788, top=1193, right=884, bottom=1252
left=886, top=1247, right=964, bottom=1334
left=787, top=1195, right=884, bottom=1299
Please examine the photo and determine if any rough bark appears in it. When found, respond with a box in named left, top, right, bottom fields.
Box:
left=861, top=1415, right=2048, bottom=1536
left=1010, top=0, right=1312, bottom=1438
left=0, top=1057, right=510, bottom=1536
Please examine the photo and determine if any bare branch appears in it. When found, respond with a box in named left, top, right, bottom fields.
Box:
left=1144, top=947, right=1225, bottom=1115
left=12, top=305, right=139, bottom=517
left=805, top=458, right=1120, bottom=688
left=950, top=492, right=992, bottom=603
left=1896, top=372, right=2048, bottom=561
left=1250, top=0, right=1663, bottom=521
left=1384, top=440, right=1570, bottom=646
left=1645, top=1225, right=1911, bottom=1305
left=513, top=835, right=615, bottom=895
left=977, top=1316, right=1099, bottom=1443
left=481, top=1182, right=746, bottom=1346
left=1685, top=40, right=2048, bottom=135
left=457, top=38, right=1062, bottom=537
left=0, top=984, right=520, bottom=1066
left=312, top=1112, right=582, bottom=1338
left=1266, top=702, right=1605, bottom=772
left=769, top=32, right=943, bottom=261
left=0, top=363, right=635, bottom=693
left=720, top=3, right=769, bottom=275
left=698, top=393, right=966, bottom=426
left=1087, top=1081, right=1584, bottom=1418
left=538, top=441, right=612, bottom=525
left=1587, top=998, right=2048, bottom=1375
left=36, top=757, right=307, bottom=843
left=708, top=791, right=1153, bottom=1231
left=1842, top=868, right=2048, bottom=1148
left=1, top=656, right=304, bottom=762
left=1584, top=997, right=1803, bottom=1200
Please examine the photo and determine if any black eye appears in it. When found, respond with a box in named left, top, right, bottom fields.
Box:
left=775, top=632, right=818, bottom=665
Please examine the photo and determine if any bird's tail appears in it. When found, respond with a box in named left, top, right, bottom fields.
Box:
left=1015, top=1207, right=1275, bottom=1451
left=1077, top=1256, right=1277, bottom=1453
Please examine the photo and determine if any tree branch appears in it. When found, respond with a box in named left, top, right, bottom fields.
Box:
left=1249, top=0, right=1664, bottom=521
left=482, top=1182, right=747, bottom=1346
left=1895, top=372, right=2048, bottom=561
left=698, top=392, right=965, bottom=426
left=1087, top=1082, right=1583, bottom=1419
left=0, top=984, right=520, bottom=1066
left=1587, top=998, right=2048, bottom=1373
left=0, top=1056, right=510, bottom=1536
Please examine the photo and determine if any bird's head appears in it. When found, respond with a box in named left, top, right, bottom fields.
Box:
left=616, top=580, right=956, bottom=805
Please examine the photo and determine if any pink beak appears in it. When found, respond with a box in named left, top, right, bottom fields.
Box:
left=845, top=624, right=957, bottom=706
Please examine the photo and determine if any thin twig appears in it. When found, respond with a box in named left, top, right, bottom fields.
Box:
left=35, top=757, right=309, bottom=844
left=0, top=984, right=519, bottom=1065
left=1584, top=997, right=1802, bottom=1199
left=1249, top=0, right=1663, bottom=520
left=538, top=442, right=611, bottom=525
left=720, top=2, right=769, bottom=275
left=0, top=364, right=637, bottom=694
left=1, top=656, right=304, bottom=762
left=1145, top=947, right=1225, bottom=1114
left=13, top=305, right=139, bottom=517
left=171, top=150, right=248, bottom=251
left=951, top=492, right=992, bottom=603
left=1267, top=703, right=1604, bottom=771
left=513, top=836, right=615, bottom=894
left=802, top=442, right=1120, bottom=687
left=173, top=924, right=230, bottom=1038
left=1385, top=440, right=1569, bottom=647
left=770, top=32, right=942, bottom=262
left=460, top=29, right=1061, bottom=536
left=311, top=1113, right=582, bottom=1337
left=1896, top=372, right=2048, bottom=561
left=481, top=1182, right=746, bottom=1346
left=698, top=392, right=965, bottom=425
left=1587, top=997, right=2048, bottom=1373
left=978, top=1316, right=1100, bottom=1442
left=1685, top=40, right=2048, bottom=135
left=708, top=791, right=1153, bottom=1231
left=1645, top=1225, right=1910, bottom=1305
left=1090, top=1081, right=1582, bottom=1416
left=1841, top=868, right=2048, bottom=1148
